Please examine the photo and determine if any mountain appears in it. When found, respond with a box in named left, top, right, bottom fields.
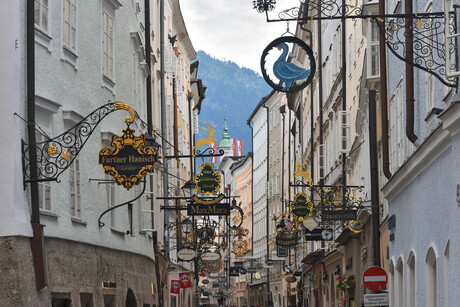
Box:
left=195, top=51, right=271, bottom=155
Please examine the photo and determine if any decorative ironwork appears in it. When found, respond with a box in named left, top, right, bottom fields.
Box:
left=162, top=146, right=224, bottom=159
left=377, top=16, right=458, bottom=87
left=22, top=102, right=135, bottom=184
left=192, top=121, right=218, bottom=155
left=253, top=0, right=276, bottom=13
left=253, top=0, right=457, bottom=87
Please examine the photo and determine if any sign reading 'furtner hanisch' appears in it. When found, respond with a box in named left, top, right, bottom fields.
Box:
left=99, top=128, right=158, bottom=190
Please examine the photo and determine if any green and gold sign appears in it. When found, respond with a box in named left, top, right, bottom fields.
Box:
left=290, top=192, right=314, bottom=220
left=195, top=162, right=221, bottom=196
left=99, top=127, right=158, bottom=190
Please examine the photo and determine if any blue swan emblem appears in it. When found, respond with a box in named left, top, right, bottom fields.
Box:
left=273, top=43, right=311, bottom=90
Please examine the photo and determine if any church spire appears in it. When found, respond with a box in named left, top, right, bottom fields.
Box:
left=220, top=105, right=231, bottom=148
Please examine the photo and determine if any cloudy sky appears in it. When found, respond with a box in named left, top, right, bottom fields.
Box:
left=180, top=0, right=299, bottom=75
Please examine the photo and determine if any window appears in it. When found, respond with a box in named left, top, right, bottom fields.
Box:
left=70, top=154, right=81, bottom=219
left=396, top=258, right=404, bottom=307
left=63, top=0, right=77, bottom=51
left=102, top=9, right=114, bottom=80
left=36, top=131, right=51, bottom=211
left=407, top=252, right=416, bottom=307
left=34, top=0, right=49, bottom=32
left=368, top=19, right=380, bottom=77
left=426, top=247, right=438, bottom=307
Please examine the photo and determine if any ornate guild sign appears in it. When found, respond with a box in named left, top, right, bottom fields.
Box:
left=195, top=162, right=221, bottom=196
left=290, top=192, right=314, bottom=221
left=274, top=213, right=299, bottom=248
left=99, top=127, right=158, bottom=190
left=261, top=36, right=316, bottom=93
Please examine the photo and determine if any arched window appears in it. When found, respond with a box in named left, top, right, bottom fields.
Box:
left=407, top=251, right=416, bottom=307
left=389, top=260, right=395, bottom=306
left=426, top=247, right=438, bottom=307
left=444, top=241, right=450, bottom=307
left=396, top=257, right=404, bottom=307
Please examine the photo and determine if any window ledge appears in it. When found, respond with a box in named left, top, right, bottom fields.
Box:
left=110, top=227, right=127, bottom=236
left=35, top=27, right=52, bottom=51
left=102, top=75, right=116, bottom=93
left=71, top=218, right=87, bottom=226
left=62, top=45, right=78, bottom=68
left=40, top=210, right=58, bottom=218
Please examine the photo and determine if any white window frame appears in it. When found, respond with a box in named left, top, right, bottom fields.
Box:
left=61, top=0, right=78, bottom=67
left=368, top=18, right=380, bottom=78
left=101, top=5, right=115, bottom=91
left=69, top=154, right=81, bottom=219
left=34, top=0, right=52, bottom=50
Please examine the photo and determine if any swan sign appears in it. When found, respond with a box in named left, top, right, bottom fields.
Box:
left=261, top=36, right=316, bottom=93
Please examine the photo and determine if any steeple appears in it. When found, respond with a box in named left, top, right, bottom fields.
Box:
left=220, top=105, right=231, bottom=148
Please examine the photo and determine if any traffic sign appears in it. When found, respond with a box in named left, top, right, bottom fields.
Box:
left=364, top=293, right=389, bottom=306
left=363, top=266, right=388, bottom=291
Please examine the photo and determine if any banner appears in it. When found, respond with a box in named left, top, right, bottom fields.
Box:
left=179, top=272, right=192, bottom=288
left=231, top=138, right=237, bottom=156
left=237, top=140, right=243, bottom=156
left=212, top=142, right=218, bottom=163
left=170, top=280, right=181, bottom=294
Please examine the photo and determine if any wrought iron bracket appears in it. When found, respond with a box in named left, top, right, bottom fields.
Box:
left=98, top=179, right=146, bottom=228
left=254, top=0, right=458, bottom=87
left=161, top=147, right=225, bottom=160
left=22, top=101, right=135, bottom=185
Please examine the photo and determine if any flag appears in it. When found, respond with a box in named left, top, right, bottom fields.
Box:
left=237, top=140, right=243, bottom=156
left=170, top=280, right=181, bottom=294
left=179, top=272, right=192, bottom=288
left=231, top=138, right=237, bottom=156
left=212, top=142, right=218, bottom=163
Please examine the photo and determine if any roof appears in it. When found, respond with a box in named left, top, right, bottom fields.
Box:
left=246, top=89, right=276, bottom=124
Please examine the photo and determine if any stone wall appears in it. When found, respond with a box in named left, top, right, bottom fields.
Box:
left=0, top=236, right=158, bottom=306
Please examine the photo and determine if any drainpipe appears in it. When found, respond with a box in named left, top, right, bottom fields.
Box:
left=379, top=0, right=392, bottom=179
left=160, top=0, right=170, bottom=259
left=261, top=102, right=271, bottom=306
left=246, top=121, right=254, bottom=284
left=280, top=105, right=286, bottom=214
left=369, top=90, right=381, bottom=267
left=27, top=0, right=47, bottom=290
left=405, top=0, right=418, bottom=143
left=341, top=0, right=347, bottom=189
left=318, top=5, right=324, bottom=186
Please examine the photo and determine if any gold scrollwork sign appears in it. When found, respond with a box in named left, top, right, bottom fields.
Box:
left=99, top=127, right=158, bottom=190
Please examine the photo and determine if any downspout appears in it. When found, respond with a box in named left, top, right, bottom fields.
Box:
left=160, top=0, right=170, bottom=259
left=261, top=103, right=271, bottom=304
left=369, top=90, right=381, bottom=267
left=187, top=93, right=194, bottom=177
left=246, top=120, right=254, bottom=284
left=405, top=0, right=418, bottom=143
left=379, top=0, right=392, bottom=179
left=145, top=2, right=162, bottom=305
left=341, top=0, right=347, bottom=188
left=280, top=105, right=286, bottom=214
left=27, top=0, right=47, bottom=290
left=318, top=5, right=324, bottom=186
left=173, top=77, right=180, bottom=254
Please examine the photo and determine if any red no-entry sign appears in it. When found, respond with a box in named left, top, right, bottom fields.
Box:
left=363, top=266, right=388, bottom=291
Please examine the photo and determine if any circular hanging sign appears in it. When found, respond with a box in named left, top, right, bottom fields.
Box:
left=177, top=248, right=196, bottom=261
left=206, top=259, right=223, bottom=274
left=202, top=252, right=221, bottom=261
left=261, top=36, right=316, bottom=93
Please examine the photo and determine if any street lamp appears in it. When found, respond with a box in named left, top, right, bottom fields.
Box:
left=181, top=179, right=196, bottom=197
left=145, top=133, right=162, bottom=150
left=181, top=217, right=193, bottom=236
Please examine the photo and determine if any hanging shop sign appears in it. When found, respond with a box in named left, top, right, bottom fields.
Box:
left=302, top=218, right=318, bottom=231
left=218, top=277, right=227, bottom=283
left=261, top=36, right=316, bottom=93
left=187, top=203, right=230, bottom=216
left=275, top=213, right=299, bottom=247
left=102, top=281, right=116, bottom=289
left=177, top=247, right=196, bottom=261
left=195, top=162, right=221, bottom=196
left=202, top=252, right=221, bottom=261
left=205, top=259, right=223, bottom=274
left=99, top=127, right=158, bottom=190
left=229, top=267, right=240, bottom=277
left=305, top=229, right=333, bottom=241
left=290, top=192, right=314, bottom=220
left=192, top=193, right=225, bottom=205
left=321, top=209, right=357, bottom=221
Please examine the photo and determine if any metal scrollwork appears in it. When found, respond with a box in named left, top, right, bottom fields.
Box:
left=278, top=7, right=301, bottom=20
left=195, top=147, right=225, bottom=158
left=302, top=0, right=362, bottom=20
left=22, top=102, right=135, bottom=184
left=380, top=16, right=458, bottom=87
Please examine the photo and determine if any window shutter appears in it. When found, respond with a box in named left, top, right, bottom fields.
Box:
left=319, top=144, right=325, bottom=180
left=339, top=110, right=350, bottom=153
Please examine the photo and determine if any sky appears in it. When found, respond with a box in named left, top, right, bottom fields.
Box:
left=180, top=0, right=300, bottom=75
